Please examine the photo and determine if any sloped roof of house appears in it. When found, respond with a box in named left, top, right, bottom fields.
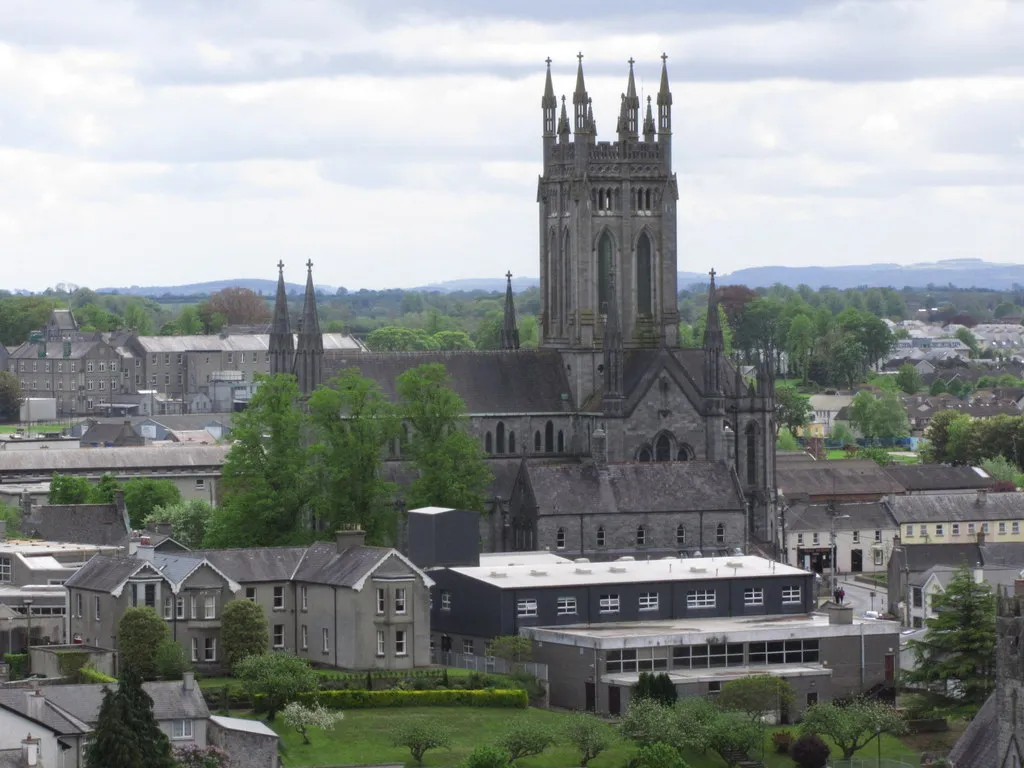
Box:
left=63, top=555, right=148, bottom=592
left=39, top=681, right=208, bottom=724
left=777, top=460, right=905, bottom=500
left=886, top=492, right=1024, bottom=523
left=881, top=464, right=994, bottom=492
left=946, top=692, right=998, bottom=768
left=0, top=445, right=229, bottom=476
left=785, top=502, right=897, bottom=533
left=26, top=502, right=131, bottom=547
left=192, top=546, right=308, bottom=583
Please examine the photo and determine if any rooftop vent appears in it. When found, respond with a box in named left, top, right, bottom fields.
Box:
left=616, top=556, right=635, bottom=562
left=575, top=567, right=592, bottom=575
left=725, top=560, right=743, bottom=568
left=689, top=566, right=707, bottom=574
left=530, top=569, right=548, bottom=577
left=574, top=558, right=591, bottom=564
left=489, top=571, right=507, bottom=578
left=609, top=565, right=628, bottom=573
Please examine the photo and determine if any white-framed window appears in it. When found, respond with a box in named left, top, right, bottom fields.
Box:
left=204, top=637, right=216, bottom=662
left=636, top=525, right=647, bottom=546
left=376, top=588, right=386, bottom=615
left=204, top=596, right=216, bottom=619
left=638, top=592, right=659, bottom=611
left=797, top=533, right=804, bottom=545
left=952, top=523, right=960, bottom=536
left=76, top=593, right=83, bottom=617
left=968, top=522, right=976, bottom=536
left=555, top=528, right=566, bottom=550
left=376, top=629, right=385, bottom=657
left=245, top=587, right=256, bottom=602
left=195, top=478, right=205, bottom=490
left=273, top=624, right=284, bottom=648
left=273, top=586, right=284, bottom=609
left=163, top=596, right=173, bottom=620
left=517, top=599, right=538, bottom=617
left=599, top=594, right=620, bottom=614
left=190, top=596, right=197, bottom=619
left=1014, top=522, right=1021, bottom=535
left=0, top=557, right=11, bottom=583
left=852, top=531, right=860, bottom=544
left=782, top=586, right=802, bottom=605
left=905, top=526, right=914, bottom=538
left=463, top=639, right=475, bottom=655
left=812, top=533, right=820, bottom=545
left=190, top=637, right=198, bottom=662
left=94, top=596, right=101, bottom=621
left=874, top=529, right=882, bottom=543
left=596, top=527, right=606, bottom=548
left=1000, top=522, right=1008, bottom=535
left=171, top=719, right=193, bottom=740
left=176, top=596, right=185, bottom=619
left=744, top=588, right=764, bottom=606
left=394, top=588, right=407, bottom=615
left=983, top=523, right=990, bottom=534
left=395, top=629, right=408, bottom=656
left=873, top=550, right=884, bottom=566
left=440, top=590, right=451, bottom=611
left=686, top=589, right=716, bottom=609
left=322, top=628, right=329, bottom=654
left=935, top=524, right=945, bottom=537
left=556, top=597, right=577, bottom=616
left=300, top=586, right=308, bottom=611
left=301, top=625, right=308, bottom=650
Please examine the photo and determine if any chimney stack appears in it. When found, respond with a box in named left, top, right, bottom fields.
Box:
left=136, top=543, right=155, bottom=561
left=21, top=734, right=39, bottom=767
left=20, top=491, right=32, bottom=525
left=335, top=526, right=366, bottom=553
left=182, top=671, right=195, bottom=692
left=592, top=425, right=608, bottom=469
left=977, top=489, right=987, bottom=505
left=25, top=690, right=44, bottom=722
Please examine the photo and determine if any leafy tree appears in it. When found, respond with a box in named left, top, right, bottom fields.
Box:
left=0, top=371, right=22, bottom=422
left=831, top=422, right=855, bottom=447
left=367, top=327, right=439, bottom=351
left=307, top=370, right=398, bottom=543
left=829, top=336, right=867, bottom=388
left=155, top=638, right=189, bottom=681
left=433, top=330, right=476, bottom=350
left=0, top=503, right=21, bottom=537
left=718, top=674, right=795, bottom=723
left=49, top=473, right=92, bottom=504
left=929, top=378, right=948, bottom=395
left=620, top=698, right=674, bottom=748
left=221, top=599, right=269, bottom=670
left=280, top=701, right=344, bottom=745
left=895, top=363, right=922, bottom=395
left=118, top=607, right=170, bottom=681
left=123, top=301, right=155, bottom=335
left=981, top=456, right=1021, bottom=485
left=903, top=564, right=997, bottom=707
left=0, top=294, right=60, bottom=346
left=397, top=364, right=492, bottom=511
left=855, top=446, right=893, bottom=467
left=994, top=301, right=1018, bottom=319
left=562, top=713, right=614, bottom=767
left=206, top=374, right=310, bottom=547
left=87, top=473, right=121, bottom=504
left=921, top=409, right=967, bottom=463
left=392, top=719, right=453, bottom=764
left=486, top=635, right=532, bottom=667
left=631, top=672, right=678, bottom=706
left=496, top=718, right=556, bottom=762
left=201, top=287, right=271, bottom=325
left=86, top=685, right=143, bottom=767
left=848, top=391, right=909, bottom=439
left=800, top=699, right=906, bottom=760
left=633, top=743, right=690, bottom=768
left=706, top=711, right=762, bottom=768
left=777, top=429, right=800, bottom=451
left=459, top=745, right=511, bottom=768
left=145, top=499, right=213, bottom=549
left=955, top=327, right=980, bottom=356
left=473, top=311, right=503, bottom=349
left=786, top=313, right=815, bottom=382
left=790, top=733, right=830, bottom=768
left=774, top=385, right=813, bottom=438
left=121, top=478, right=182, bottom=529
left=235, top=652, right=318, bottom=720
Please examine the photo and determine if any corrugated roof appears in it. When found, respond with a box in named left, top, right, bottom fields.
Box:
left=882, top=464, right=994, bottom=492
left=887, top=492, right=1024, bottom=523
left=0, top=445, right=229, bottom=475
left=134, top=333, right=364, bottom=353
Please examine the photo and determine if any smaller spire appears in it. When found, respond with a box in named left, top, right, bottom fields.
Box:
left=557, top=95, right=570, bottom=138
left=300, top=259, right=322, bottom=339
left=573, top=52, right=589, bottom=132
left=657, top=52, right=672, bottom=108
left=272, top=260, right=291, bottom=335
left=703, top=268, right=723, bottom=350
left=542, top=58, right=556, bottom=107
left=500, top=271, right=520, bottom=350
left=643, top=95, right=656, bottom=140
left=587, top=98, right=596, bottom=133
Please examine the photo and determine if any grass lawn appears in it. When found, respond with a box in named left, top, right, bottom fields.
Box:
left=256, top=707, right=920, bottom=768
left=0, top=423, right=65, bottom=434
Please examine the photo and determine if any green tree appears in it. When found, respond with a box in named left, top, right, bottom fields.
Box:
left=786, top=313, right=815, bottom=382
left=981, top=456, right=1021, bottom=485
left=855, top=446, right=893, bottom=467
left=123, top=301, right=154, bottom=335
left=392, top=719, right=453, bottom=764
left=459, top=745, right=511, bottom=768
left=903, top=564, right=997, bottom=707
left=154, top=638, right=190, bottom=681
left=174, top=306, right=204, bottom=335
left=0, top=371, right=22, bottom=422
left=121, top=478, right=181, bottom=529
left=633, top=743, right=690, bottom=768
left=800, top=699, right=906, bottom=760
left=631, top=672, right=678, bottom=707
left=486, top=635, right=532, bottom=667
left=397, top=364, right=492, bottom=511
left=366, top=327, right=439, bottom=351
left=145, top=499, right=214, bottom=549
left=49, top=473, right=92, bottom=504
left=777, top=429, right=800, bottom=451
left=280, top=701, right=343, bottom=745
left=620, top=698, right=674, bottom=748
left=994, top=301, right=1018, bottom=319
left=922, top=410, right=968, bottom=463
left=432, top=330, right=475, bottom=350
left=118, top=607, right=170, bottom=681
left=473, top=311, right=503, bottom=350
left=235, top=652, right=318, bottom=720
left=0, top=503, right=21, bottom=537
left=307, top=370, right=398, bottom=543
left=86, top=686, right=143, bottom=768
left=562, top=713, right=614, bottom=767
left=929, top=378, right=948, bottom=395
left=774, top=385, right=813, bottom=438
left=706, top=711, right=762, bottom=768
left=221, top=599, right=269, bottom=670
left=848, top=391, right=909, bottom=440
left=718, top=674, right=795, bottom=723
left=496, top=719, right=556, bottom=763
left=955, top=327, right=980, bottom=356
left=87, top=473, right=121, bottom=504
left=829, top=336, right=867, bottom=388
left=831, top=423, right=855, bottom=447
left=895, top=363, right=922, bottom=395
left=205, top=374, right=310, bottom=547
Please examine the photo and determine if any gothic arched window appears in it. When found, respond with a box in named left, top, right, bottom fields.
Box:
left=655, top=433, right=672, bottom=462
left=509, top=431, right=517, bottom=454
left=557, top=430, right=565, bottom=453
left=549, top=231, right=559, bottom=321
left=496, top=422, right=506, bottom=454
left=545, top=421, right=554, bottom=453
left=485, top=432, right=493, bottom=455
left=677, top=444, right=693, bottom=461
left=745, top=423, right=758, bottom=485
left=637, top=446, right=652, bottom=462
left=598, top=232, right=613, bottom=313
left=562, top=230, right=572, bottom=323
left=637, top=233, right=653, bottom=316
left=534, top=430, right=542, bottom=452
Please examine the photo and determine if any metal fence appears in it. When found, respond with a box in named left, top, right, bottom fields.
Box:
left=831, top=756, right=942, bottom=768
left=430, top=650, right=548, bottom=681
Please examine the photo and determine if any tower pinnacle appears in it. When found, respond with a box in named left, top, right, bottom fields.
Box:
left=500, top=271, right=520, bottom=350
left=269, top=260, right=294, bottom=377
left=573, top=52, right=589, bottom=132
left=542, top=57, right=556, bottom=137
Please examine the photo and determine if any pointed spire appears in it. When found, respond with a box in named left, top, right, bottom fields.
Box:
left=704, top=269, right=724, bottom=396
left=603, top=266, right=624, bottom=413
left=294, top=259, right=324, bottom=395
left=587, top=98, right=596, bottom=134
left=542, top=57, right=556, bottom=137
left=573, top=52, right=589, bottom=132
left=268, top=261, right=295, bottom=377
left=272, top=260, right=290, bottom=335
left=643, top=95, right=656, bottom=140
left=657, top=52, right=672, bottom=107
left=557, top=95, right=570, bottom=138
left=500, top=271, right=520, bottom=350
left=300, top=259, right=322, bottom=339
left=620, top=57, right=639, bottom=139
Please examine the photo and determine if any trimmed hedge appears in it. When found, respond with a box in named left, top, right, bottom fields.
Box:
left=79, top=666, right=118, bottom=684
left=3, top=654, right=27, bottom=681
left=255, top=688, right=527, bottom=712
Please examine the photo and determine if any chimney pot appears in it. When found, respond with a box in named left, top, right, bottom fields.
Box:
left=335, top=526, right=366, bottom=553
left=182, top=671, right=195, bottom=691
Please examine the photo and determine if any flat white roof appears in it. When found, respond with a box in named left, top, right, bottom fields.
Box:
left=478, top=552, right=574, bottom=567
left=409, top=506, right=456, bottom=515
left=451, top=555, right=809, bottom=589
left=523, top=611, right=901, bottom=649
left=18, top=555, right=67, bottom=571
left=209, top=715, right=277, bottom=737
left=0, top=540, right=111, bottom=556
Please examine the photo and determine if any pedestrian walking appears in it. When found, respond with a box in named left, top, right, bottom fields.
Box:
left=838, top=588, right=846, bottom=605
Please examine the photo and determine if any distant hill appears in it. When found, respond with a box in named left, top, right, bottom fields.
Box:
left=97, top=278, right=337, bottom=297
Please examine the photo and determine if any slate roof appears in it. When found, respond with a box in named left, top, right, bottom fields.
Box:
left=886, top=492, right=1024, bottom=523
left=0, top=689, right=89, bottom=736
left=27, top=503, right=131, bottom=546
left=192, top=546, right=308, bottom=583
left=324, top=350, right=573, bottom=413
left=65, top=555, right=163, bottom=592
left=0, top=445, right=229, bottom=476
left=134, top=333, right=364, bottom=353
left=785, top=502, right=898, bottom=533
left=40, top=681, right=208, bottom=724
left=524, top=460, right=744, bottom=515
left=79, top=421, right=142, bottom=446
left=946, top=692, right=997, bottom=768
left=9, top=340, right=105, bottom=360
left=882, top=464, right=994, bottom=492
left=51, top=309, right=78, bottom=331
left=898, top=543, right=983, bottom=573
left=292, top=542, right=400, bottom=587
left=777, top=460, right=906, bottom=500
left=776, top=451, right=817, bottom=466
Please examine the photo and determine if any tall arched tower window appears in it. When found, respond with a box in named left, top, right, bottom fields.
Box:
left=745, top=423, right=758, bottom=485
left=545, top=421, right=554, bottom=453
left=655, top=434, right=672, bottom=462
left=548, top=231, right=559, bottom=321
left=598, top=232, right=613, bottom=312
left=496, top=422, right=506, bottom=454
left=637, top=233, right=653, bottom=316
left=562, top=230, right=572, bottom=324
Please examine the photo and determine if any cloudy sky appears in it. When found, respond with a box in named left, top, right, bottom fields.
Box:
left=1, top=0, right=1022, bottom=291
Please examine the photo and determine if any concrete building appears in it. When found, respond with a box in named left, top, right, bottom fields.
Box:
left=781, top=501, right=899, bottom=575
left=524, top=606, right=900, bottom=716
left=65, top=530, right=434, bottom=673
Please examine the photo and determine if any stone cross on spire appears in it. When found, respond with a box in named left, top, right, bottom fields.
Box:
left=306, top=258, right=314, bottom=271
left=277, top=260, right=284, bottom=273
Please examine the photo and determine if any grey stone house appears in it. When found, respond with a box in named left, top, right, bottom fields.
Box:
left=7, top=338, right=129, bottom=417
left=65, top=531, right=434, bottom=672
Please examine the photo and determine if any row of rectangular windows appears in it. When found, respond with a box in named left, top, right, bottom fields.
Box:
left=557, top=524, right=726, bottom=549
left=797, top=530, right=883, bottom=545
left=246, top=585, right=408, bottom=615
left=605, top=639, right=820, bottom=673
left=906, top=521, right=1019, bottom=537
left=510, top=586, right=803, bottom=617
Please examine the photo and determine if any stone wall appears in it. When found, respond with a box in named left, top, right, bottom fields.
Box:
left=207, top=719, right=279, bottom=768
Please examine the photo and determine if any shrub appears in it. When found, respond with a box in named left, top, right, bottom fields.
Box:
left=155, top=639, right=189, bottom=681
left=118, top=607, right=170, bottom=680
left=631, top=672, right=677, bottom=706
left=562, top=713, right=614, bottom=767
left=4, top=654, right=27, bottom=680
left=256, top=688, right=528, bottom=711
left=791, top=733, right=830, bottom=768
left=620, top=698, right=674, bottom=748
left=392, top=719, right=452, bottom=764
left=496, top=718, right=556, bottom=762
left=460, top=745, right=510, bottom=768
left=220, top=600, right=269, bottom=671
left=79, top=666, right=117, bottom=684
left=280, top=702, right=343, bottom=745
left=772, top=730, right=794, bottom=754
left=235, top=652, right=318, bottom=721
left=632, top=742, right=690, bottom=768
left=173, top=745, right=230, bottom=768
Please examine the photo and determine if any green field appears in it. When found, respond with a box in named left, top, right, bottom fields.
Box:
left=262, top=707, right=920, bottom=768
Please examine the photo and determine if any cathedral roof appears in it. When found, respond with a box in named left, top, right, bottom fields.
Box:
left=523, top=459, right=744, bottom=515
left=325, top=350, right=573, bottom=413
left=947, top=692, right=997, bottom=768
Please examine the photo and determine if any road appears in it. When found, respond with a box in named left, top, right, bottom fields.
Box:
left=832, top=576, right=886, bottom=616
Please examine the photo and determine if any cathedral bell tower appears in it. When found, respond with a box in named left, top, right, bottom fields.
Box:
left=537, top=54, right=679, bottom=351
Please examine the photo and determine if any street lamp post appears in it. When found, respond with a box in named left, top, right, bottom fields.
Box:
left=830, top=514, right=851, bottom=598
left=22, top=599, right=33, bottom=675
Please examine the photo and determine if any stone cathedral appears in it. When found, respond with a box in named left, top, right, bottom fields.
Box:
left=271, top=55, right=778, bottom=560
